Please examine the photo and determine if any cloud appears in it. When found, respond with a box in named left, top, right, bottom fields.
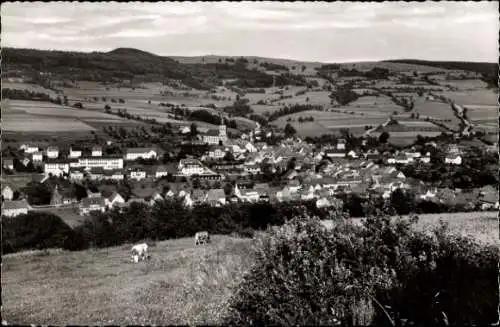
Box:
left=1, top=2, right=497, bottom=62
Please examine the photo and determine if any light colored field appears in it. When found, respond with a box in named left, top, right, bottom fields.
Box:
left=412, top=98, right=461, bottom=128
left=3, top=115, right=96, bottom=132
left=2, top=236, right=254, bottom=325
left=439, top=90, right=497, bottom=106
left=440, top=79, right=488, bottom=90
left=2, top=99, right=129, bottom=132
left=3, top=100, right=126, bottom=120
left=322, top=211, right=498, bottom=246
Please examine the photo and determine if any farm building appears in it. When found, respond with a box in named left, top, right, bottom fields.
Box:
left=2, top=199, right=31, bottom=217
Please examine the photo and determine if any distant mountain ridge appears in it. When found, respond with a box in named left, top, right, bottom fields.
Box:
left=4, top=47, right=496, bottom=90
left=383, top=59, right=496, bottom=76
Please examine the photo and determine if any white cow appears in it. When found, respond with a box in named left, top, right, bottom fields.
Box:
left=131, top=243, right=149, bottom=262
left=195, top=231, right=210, bottom=245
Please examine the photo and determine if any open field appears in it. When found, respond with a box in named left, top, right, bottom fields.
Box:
left=2, top=99, right=131, bottom=132
left=2, top=211, right=497, bottom=325
left=2, top=235, right=254, bottom=325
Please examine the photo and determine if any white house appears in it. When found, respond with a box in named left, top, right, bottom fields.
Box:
left=337, top=139, right=346, bottom=150
left=347, top=150, right=359, bottom=159
left=154, top=165, right=170, bottom=179
left=445, top=155, right=462, bottom=165
left=419, top=189, right=437, bottom=201
left=91, top=146, right=102, bottom=157
left=69, top=168, right=85, bottom=181
left=125, top=148, right=157, bottom=161
left=245, top=142, right=258, bottom=153
left=102, top=169, right=124, bottom=181
left=105, top=192, right=126, bottom=209
left=20, top=144, right=39, bottom=154
left=208, top=147, right=227, bottom=160
left=178, top=159, right=205, bottom=176
left=46, top=147, right=59, bottom=159
left=44, top=162, right=70, bottom=177
left=2, top=199, right=31, bottom=217
left=2, top=185, right=14, bottom=201
left=69, top=147, right=82, bottom=158
left=128, top=168, right=147, bottom=181
left=234, top=184, right=259, bottom=202
left=32, top=151, right=43, bottom=163
left=388, top=154, right=413, bottom=165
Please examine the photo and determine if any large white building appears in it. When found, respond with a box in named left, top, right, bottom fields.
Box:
left=44, top=162, right=70, bottom=176
left=178, top=159, right=205, bottom=176
left=70, top=157, right=124, bottom=170
left=125, top=148, right=157, bottom=161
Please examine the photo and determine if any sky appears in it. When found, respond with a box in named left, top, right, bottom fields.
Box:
left=2, top=1, right=498, bottom=63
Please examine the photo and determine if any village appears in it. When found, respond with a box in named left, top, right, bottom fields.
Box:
left=2, top=117, right=498, bottom=221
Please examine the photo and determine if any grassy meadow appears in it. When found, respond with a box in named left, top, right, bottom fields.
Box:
left=2, top=212, right=498, bottom=325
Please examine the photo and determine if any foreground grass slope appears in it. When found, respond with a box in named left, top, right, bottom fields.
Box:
left=2, top=235, right=254, bottom=325
left=2, top=212, right=498, bottom=325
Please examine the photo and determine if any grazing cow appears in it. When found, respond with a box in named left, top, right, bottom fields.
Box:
left=131, top=243, right=148, bottom=262
left=195, top=231, right=210, bottom=245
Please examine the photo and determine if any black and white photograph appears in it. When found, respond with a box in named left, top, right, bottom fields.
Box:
left=1, top=1, right=499, bottom=325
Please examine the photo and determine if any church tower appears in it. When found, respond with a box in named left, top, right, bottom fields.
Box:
left=219, top=113, right=227, bottom=140
left=50, top=184, right=63, bottom=207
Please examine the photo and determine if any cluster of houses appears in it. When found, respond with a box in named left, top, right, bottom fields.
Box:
left=1, top=119, right=495, bottom=218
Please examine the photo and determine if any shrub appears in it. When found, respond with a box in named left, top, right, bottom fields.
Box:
left=224, top=215, right=499, bottom=326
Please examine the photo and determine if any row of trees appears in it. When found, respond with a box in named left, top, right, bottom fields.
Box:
left=268, top=104, right=323, bottom=121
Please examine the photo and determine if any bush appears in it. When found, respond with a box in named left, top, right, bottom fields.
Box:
left=224, top=215, right=498, bottom=326
left=2, top=212, right=88, bottom=254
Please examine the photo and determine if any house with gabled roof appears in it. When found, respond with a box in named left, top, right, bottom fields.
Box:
left=2, top=184, right=15, bottom=201
left=79, top=196, right=106, bottom=215
left=205, top=189, right=226, bottom=206
left=105, top=192, right=126, bottom=209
